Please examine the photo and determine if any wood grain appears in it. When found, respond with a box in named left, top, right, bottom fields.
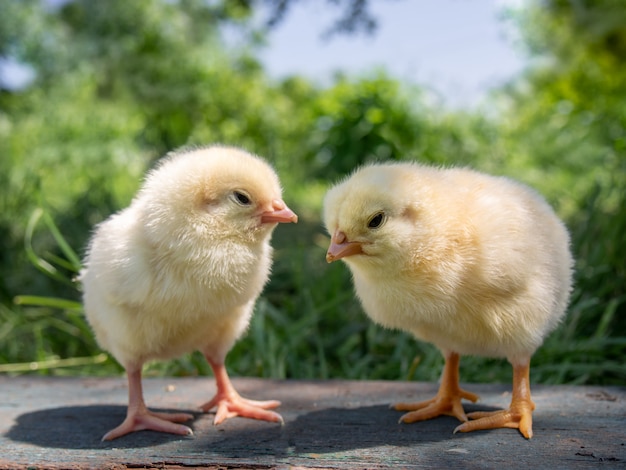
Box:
left=1, top=376, right=624, bottom=469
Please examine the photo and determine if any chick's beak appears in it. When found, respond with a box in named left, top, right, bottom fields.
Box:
left=326, top=230, right=363, bottom=263
left=260, top=199, right=298, bottom=224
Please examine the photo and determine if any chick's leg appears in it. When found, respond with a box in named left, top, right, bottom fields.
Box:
left=102, top=366, right=194, bottom=441
left=200, top=357, right=283, bottom=425
left=454, top=359, right=536, bottom=439
left=394, top=351, right=479, bottom=423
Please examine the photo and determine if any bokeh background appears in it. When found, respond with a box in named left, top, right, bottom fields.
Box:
left=1, top=0, right=624, bottom=385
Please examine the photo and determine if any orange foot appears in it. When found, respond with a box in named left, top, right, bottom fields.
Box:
left=455, top=361, right=536, bottom=439
left=202, top=359, right=283, bottom=425
left=102, top=407, right=194, bottom=441
left=394, top=351, right=478, bottom=423
left=395, top=387, right=479, bottom=423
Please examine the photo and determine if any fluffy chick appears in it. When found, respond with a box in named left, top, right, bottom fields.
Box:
left=81, top=145, right=297, bottom=441
left=323, top=162, right=573, bottom=439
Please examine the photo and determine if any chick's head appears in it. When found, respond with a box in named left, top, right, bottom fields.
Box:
left=137, top=146, right=297, bottom=251
left=323, top=164, right=426, bottom=272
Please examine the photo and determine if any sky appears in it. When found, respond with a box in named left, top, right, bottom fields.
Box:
left=257, top=0, right=528, bottom=108
left=1, top=0, right=528, bottom=108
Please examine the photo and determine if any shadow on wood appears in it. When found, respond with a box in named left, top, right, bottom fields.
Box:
left=5, top=405, right=201, bottom=449
left=4, top=400, right=502, bottom=453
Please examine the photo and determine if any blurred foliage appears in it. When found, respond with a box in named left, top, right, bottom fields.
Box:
left=0, top=0, right=624, bottom=385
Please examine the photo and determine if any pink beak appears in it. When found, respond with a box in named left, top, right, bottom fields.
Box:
left=260, top=199, right=298, bottom=224
left=326, top=230, right=363, bottom=263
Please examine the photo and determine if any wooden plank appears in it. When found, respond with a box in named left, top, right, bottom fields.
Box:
left=0, top=376, right=624, bottom=469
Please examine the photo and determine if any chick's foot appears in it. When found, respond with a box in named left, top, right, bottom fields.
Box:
left=395, top=351, right=479, bottom=424
left=102, top=408, right=194, bottom=441
left=454, top=398, right=535, bottom=438
left=201, top=391, right=282, bottom=425
left=102, top=367, right=194, bottom=441
left=395, top=387, right=479, bottom=423
left=202, top=358, right=283, bottom=425
left=454, top=361, right=536, bottom=439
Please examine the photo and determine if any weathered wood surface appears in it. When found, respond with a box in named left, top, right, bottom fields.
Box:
left=0, top=376, right=624, bottom=469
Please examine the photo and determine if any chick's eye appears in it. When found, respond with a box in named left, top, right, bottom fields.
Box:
left=233, top=191, right=251, bottom=206
left=368, top=212, right=385, bottom=229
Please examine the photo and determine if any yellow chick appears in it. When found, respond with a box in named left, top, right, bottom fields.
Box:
left=323, top=162, right=573, bottom=439
left=80, top=145, right=297, bottom=441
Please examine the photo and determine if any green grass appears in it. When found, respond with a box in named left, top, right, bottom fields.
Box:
left=3, top=199, right=624, bottom=387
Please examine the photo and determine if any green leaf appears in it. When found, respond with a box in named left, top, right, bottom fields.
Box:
left=14, top=295, right=83, bottom=312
